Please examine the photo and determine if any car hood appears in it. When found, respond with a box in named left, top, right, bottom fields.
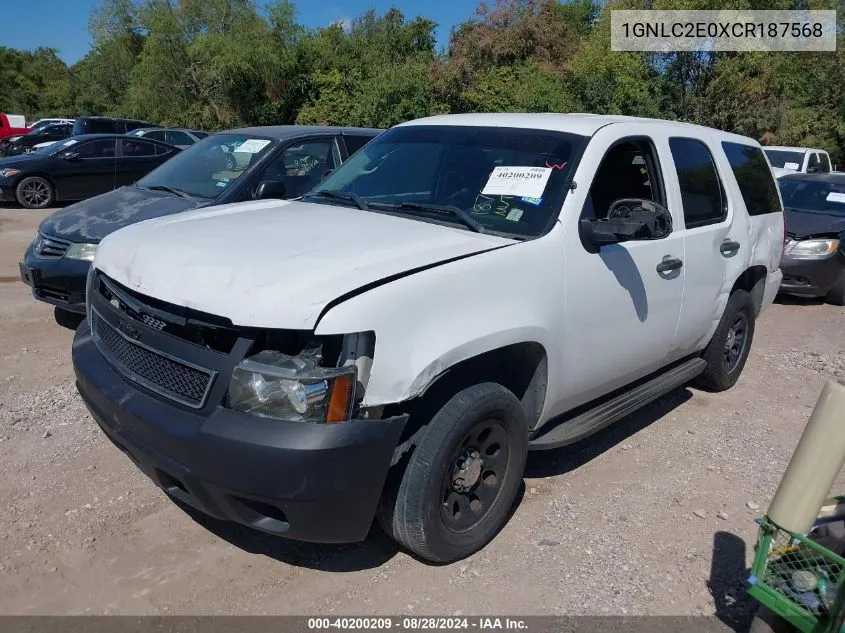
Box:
left=95, top=199, right=516, bottom=329
left=785, top=208, right=845, bottom=239
left=39, top=186, right=204, bottom=243
left=0, top=153, right=45, bottom=168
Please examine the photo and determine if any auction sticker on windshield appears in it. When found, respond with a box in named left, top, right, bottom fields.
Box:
left=482, top=166, right=552, bottom=198
left=826, top=192, right=845, bottom=204
left=236, top=139, right=271, bottom=154
left=783, top=162, right=800, bottom=170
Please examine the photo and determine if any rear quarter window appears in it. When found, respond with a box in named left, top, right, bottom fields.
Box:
left=721, top=142, right=783, bottom=216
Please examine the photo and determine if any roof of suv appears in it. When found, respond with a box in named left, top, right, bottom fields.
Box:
left=399, top=113, right=757, bottom=144
left=225, top=125, right=383, bottom=139
left=765, top=145, right=828, bottom=154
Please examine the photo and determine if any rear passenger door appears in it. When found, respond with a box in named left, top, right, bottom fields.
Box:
left=116, top=139, right=163, bottom=186
left=53, top=139, right=118, bottom=200
left=670, top=137, right=741, bottom=354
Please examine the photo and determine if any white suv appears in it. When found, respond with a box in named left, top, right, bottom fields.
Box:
left=72, top=113, right=784, bottom=562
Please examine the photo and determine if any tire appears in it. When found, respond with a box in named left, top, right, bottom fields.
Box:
left=695, top=289, right=756, bottom=392
left=748, top=606, right=793, bottom=633
left=54, top=307, right=84, bottom=330
left=825, top=274, right=845, bottom=306
left=379, top=382, right=528, bottom=563
left=16, top=176, right=54, bottom=209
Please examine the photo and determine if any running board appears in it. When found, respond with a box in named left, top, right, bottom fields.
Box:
left=528, top=357, right=706, bottom=451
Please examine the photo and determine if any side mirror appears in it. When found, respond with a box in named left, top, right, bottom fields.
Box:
left=581, top=198, right=673, bottom=245
left=255, top=180, right=287, bottom=200
left=807, top=166, right=819, bottom=173
left=61, top=151, right=80, bottom=161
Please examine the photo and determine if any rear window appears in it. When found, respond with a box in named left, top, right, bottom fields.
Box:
left=764, top=149, right=805, bottom=170
left=669, top=138, right=726, bottom=228
left=722, top=142, right=783, bottom=216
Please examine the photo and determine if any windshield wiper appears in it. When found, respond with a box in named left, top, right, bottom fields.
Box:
left=374, top=202, right=487, bottom=234
left=144, top=184, right=194, bottom=200
left=307, top=190, right=369, bottom=210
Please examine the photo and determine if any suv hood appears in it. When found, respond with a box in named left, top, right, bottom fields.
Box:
left=40, top=185, right=203, bottom=243
left=95, top=200, right=516, bottom=329
left=785, top=208, right=845, bottom=239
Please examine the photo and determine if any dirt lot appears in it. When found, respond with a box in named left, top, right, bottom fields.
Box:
left=1, top=205, right=843, bottom=624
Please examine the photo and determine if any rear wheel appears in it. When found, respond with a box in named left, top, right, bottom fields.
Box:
left=378, top=382, right=528, bottom=563
left=695, top=289, right=756, bottom=391
left=16, top=176, right=54, bottom=209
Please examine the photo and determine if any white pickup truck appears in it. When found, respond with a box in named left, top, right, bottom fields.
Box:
left=72, top=114, right=785, bottom=562
left=765, top=145, right=835, bottom=178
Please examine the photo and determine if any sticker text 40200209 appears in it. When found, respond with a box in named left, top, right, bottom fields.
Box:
left=482, top=166, right=552, bottom=199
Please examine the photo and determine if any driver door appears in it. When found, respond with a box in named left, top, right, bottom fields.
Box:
left=558, top=130, right=685, bottom=410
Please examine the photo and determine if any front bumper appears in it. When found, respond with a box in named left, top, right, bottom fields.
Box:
left=72, top=319, right=408, bottom=543
left=780, top=251, right=845, bottom=298
left=20, top=242, right=90, bottom=313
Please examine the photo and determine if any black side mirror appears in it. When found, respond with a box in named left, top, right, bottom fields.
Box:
left=322, top=168, right=334, bottom=179
left=581, top=198, right=673, bottom=245
left=61, top=151, right=80, bottom=161
left=807, top=166, right=819, bottom=173
left=255, top=180, right=287, bottom=200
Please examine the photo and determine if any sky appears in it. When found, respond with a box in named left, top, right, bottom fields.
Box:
left=0, top=0, right=473, bottom=64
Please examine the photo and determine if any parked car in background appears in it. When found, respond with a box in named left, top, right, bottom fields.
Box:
left=18, top=125, right=380, bottom=321
left=127, top=127, right=209, bottom=149
left=778, top=172, right=845, bottom=304
left=0, top=122, right=73, bottom=156
left=1, top=134, right=180, bottom=209
left=0, top=114, right=30, bottom=140
left=765, top=146, right=835, bottom=178
left=71, top=113, right=783, bottom=562
left=27, top=118, right=74, bottom=130
left=72, top=116, right=155, bottom=136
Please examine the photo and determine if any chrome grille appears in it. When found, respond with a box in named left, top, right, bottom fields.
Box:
left=35, top=234, right=71, bottom=259
left=91, top=310, right=216, bottom=408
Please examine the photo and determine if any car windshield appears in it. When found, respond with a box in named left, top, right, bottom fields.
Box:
left=779, top=178, right=845, bottom=215
left=765, top=149, right=805, bottom=170
left=136, top=133, right=277, bottom=199
left=46, top=137, right=84, bottom=155
left=306, top=125, right=586, bottom=238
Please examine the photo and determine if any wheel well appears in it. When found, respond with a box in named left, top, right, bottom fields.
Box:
left=731, top=266, right=767, bottom=316
left=15, top=173, right=57, bottom=196
left=383, top=342, right=548, bottom=440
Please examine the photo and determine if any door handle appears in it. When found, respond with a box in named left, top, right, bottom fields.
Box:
left=656, top=257, right=683, bottom=273
left=720, top=240, right=740, bottom=257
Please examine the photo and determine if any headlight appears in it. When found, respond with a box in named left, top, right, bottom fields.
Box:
left=0, top=168, right=21, bottom=178
left=6, top=136, right=21, bottom=143
left=227, top=350, right=356, bottom=423
left=787, top=238, right=840, bottom=259
left=65, top=242, right=98, bottom=261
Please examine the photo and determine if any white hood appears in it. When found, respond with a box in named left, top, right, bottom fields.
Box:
left=95, top=199, right=515, bottom=328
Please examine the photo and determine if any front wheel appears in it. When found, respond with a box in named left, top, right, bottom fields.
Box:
left=695, top=289, right=756, bottom=392
left=825, top=274, right=845, bottom=306
left=16, top=176, right=55, bottom=209
left=378, top=382, right=528, bottom=563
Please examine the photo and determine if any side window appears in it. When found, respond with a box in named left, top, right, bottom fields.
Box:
left=88, top=120, right=115, bottom=134
left=820, top=153, right=831, bottom=173
left=123, top=139, right=159, bottom=157
left=721, top=142, right=782, bottom=216
left=155, top=144, right=174, bottom=157
left=256, top=138, right=341, bottom=198
left=193, top=131, right=210, bottom=139
left=166, top=131, right=192, bottom=146
left=808, top=153, right=821, bottom=172
left=124, top=121, right=146, bottom=133
left=74, top=140, right=116, bottom=159
left=583, top=139, right=662, bottom=220
left=668, top=138, right=726, bottom=229
left=343, top=134, right=375, bottom=156
left=143, top=130, right=166, bottom=142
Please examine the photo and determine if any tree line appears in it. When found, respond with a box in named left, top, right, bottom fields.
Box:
left=1, top=0, right=843, bottom=162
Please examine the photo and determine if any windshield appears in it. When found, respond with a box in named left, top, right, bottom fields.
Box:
left=765, top=149, right=805, bottom=170
left=137, top=133, right=277, bottom=199
left=307, top=125, right=586, bottom=238
left=779, top=178, right=845, bottom=215
left=46, top=137, right=83, bottom=155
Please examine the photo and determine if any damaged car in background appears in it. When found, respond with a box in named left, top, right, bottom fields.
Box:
left=72, top=113, right=784, bottom=562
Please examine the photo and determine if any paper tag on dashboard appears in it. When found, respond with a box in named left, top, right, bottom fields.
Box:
left=783, top=162, right=800, bottom=170
left=482, top=166, right=552, bottom=198
left=235, top=139, right=271, bottom=154
left=826, top=192, right=845, bottom=204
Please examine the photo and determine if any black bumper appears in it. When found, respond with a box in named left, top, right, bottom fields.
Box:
left=20, top=242, right=90, bottom=313
left=72, top=319, right=407, bottom=543
left=780, top=251, right=845, bottom=297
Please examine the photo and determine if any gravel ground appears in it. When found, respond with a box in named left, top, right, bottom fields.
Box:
left=1, top=205, right=844, bottom=626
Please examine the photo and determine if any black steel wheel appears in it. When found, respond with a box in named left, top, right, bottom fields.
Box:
left=695, top=289, right=756, bottom=392
left=16, top=176, right=54, bottom=209
left=378, top=382, right=528, bottom=563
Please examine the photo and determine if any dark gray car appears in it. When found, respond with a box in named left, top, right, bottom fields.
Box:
left=19, top=125, right=382, bottom=323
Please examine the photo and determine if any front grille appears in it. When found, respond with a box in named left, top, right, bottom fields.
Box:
left=35, top=234, right=70, bottom=259
left=91, top=310, right=216, bottom=408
